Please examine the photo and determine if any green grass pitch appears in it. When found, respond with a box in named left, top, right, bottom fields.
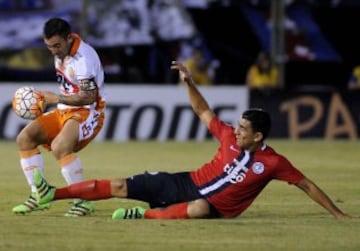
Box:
left=0, top=140, right=359, bottom=251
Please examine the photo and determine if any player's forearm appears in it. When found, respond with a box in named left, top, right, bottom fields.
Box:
left=43, top=91, right=95, bottom=106
left=58, top=93, right=94, bottom=106
left=310, top=188, right=344, bottom=217
left=301, top=179, right=346, bottom=218
left=184, top=77, right=211, bottom=116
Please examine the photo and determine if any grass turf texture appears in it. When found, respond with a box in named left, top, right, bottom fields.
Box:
left=0, top=140, right=359, bottom=251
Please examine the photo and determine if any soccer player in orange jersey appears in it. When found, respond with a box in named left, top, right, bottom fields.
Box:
left=34, top=62, right=354, bottom=220
left=12, top=18, right=106, bottom=217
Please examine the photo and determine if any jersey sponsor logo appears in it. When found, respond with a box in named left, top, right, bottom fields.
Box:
left=252, top=162, right=264, bottom=174
left=223, top=157, right=250, bottom=184
left=199, top=151, right=252, bottom=196
left=79, top=110, right=101, bottom=140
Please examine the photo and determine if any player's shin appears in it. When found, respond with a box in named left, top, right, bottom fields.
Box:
left=144, top=202, right=189, bottom=219
left=59, top=154, right=83, bottom=184
left=56, top=180, right=112, bottom=200
left=13, top=151, right=48, bottom=214
left=19, top=149, right=44, bottom=193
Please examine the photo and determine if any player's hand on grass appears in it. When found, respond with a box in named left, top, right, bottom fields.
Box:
left=335, top=213, right=357, bottom=220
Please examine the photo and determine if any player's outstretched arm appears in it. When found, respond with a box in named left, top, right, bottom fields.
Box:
left=296, top=177, right=355, bottom=220
left=171, top=61, right=215, bottom=127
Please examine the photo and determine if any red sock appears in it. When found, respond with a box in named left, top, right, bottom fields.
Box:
left=144, top=202, right=189, bottom=219
left=54, top=180, right=112, bottom=200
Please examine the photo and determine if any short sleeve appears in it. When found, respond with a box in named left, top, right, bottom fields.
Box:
left=272, top=155, right=305, bottom=185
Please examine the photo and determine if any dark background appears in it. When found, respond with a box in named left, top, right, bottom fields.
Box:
left=1, top=1, right=360, bottom=90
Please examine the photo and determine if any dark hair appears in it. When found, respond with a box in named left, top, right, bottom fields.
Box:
left=242, top=108, right=271, bottom=140
left=43, top=18, right=71, bottom=39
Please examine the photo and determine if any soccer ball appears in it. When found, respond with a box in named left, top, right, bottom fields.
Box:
left=12, top=86, right=46, bottom=120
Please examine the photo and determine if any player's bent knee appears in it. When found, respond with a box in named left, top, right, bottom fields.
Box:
left=110, top=178, right=128, bottom=198
left=188, top=199, right=210, bottom=218
left=16, top=121, right=47, bottom=149
left=51, top=138, right=77, bottom=159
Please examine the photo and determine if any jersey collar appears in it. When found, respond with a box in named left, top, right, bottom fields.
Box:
left=69, top=33, right=81, bottom=56
left=261, top=142, right=267, bottom=151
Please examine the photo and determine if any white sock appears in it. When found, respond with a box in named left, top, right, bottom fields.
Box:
left=60, top=155, right=84, bottom=185
left=20, top=154, right=44, bottom=193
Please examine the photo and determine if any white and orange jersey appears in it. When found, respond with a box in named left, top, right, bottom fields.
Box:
left=54, top=33, right=106, bottom=111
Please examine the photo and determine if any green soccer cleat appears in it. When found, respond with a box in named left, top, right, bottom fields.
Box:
left=33, top=168, right=56, bottom=205
left=64, top=199, right=95, bottom=217
left=112, top=206, right=146, bottom=220
left=12, top=194, right=51, bottom=214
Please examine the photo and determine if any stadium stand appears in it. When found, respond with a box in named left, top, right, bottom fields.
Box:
left=1, top=0, right=360, bottom=89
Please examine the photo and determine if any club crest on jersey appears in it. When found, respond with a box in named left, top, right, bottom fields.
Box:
left=252, top=162, right=264, bottom=174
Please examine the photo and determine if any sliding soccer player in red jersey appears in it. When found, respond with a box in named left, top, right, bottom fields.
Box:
left=34, top=61, right=353, bottom=220
left=13, top=18, right=106, bottom=217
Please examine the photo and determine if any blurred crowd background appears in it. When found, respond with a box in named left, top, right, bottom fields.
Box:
left=1, top=0, right=360, bottom=90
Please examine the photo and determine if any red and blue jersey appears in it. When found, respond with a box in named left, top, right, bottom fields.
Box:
left=190, top=117, right=305, bottom=218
